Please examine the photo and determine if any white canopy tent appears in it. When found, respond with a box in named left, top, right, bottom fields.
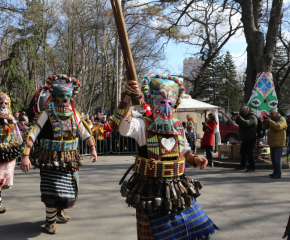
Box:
left=174, top=94, right=221, bottom=146
left=177, top=94, right=219, bottom=112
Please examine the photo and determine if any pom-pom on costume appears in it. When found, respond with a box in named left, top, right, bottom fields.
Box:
left=112, top=74, right=217, bottom=240
left=20, top=74, right=96, bottom=234
left=0, top=93, right=23, bottom=214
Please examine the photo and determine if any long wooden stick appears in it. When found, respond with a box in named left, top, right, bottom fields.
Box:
left=110, top=0, right=142, bottom=105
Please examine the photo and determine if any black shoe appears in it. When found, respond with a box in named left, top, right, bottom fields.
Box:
left=269, top=173, right=275, bottom=177
left=246, top=168, right=256, bottom=172
left=235, top=166, right=245, bottom=170
left=270, top=175, right=281, bottom=178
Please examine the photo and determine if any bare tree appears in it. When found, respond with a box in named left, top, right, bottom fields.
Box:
left=230, top=0, right=283, bottom=102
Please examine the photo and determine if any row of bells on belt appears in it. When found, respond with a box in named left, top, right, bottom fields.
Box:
left=121, top=183, right=194, bottom=214
left=0, top=146, right=20, bottom=161
left=126, top=194, right=193, bottom=214
left=31, top=159, right=84, bottom=171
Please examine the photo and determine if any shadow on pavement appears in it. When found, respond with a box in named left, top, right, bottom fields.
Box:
left=0, top=221, right=44, bottom=240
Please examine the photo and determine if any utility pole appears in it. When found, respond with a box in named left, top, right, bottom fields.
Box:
left=116, top=0, right=125, bottom=107
left=116, top=43, right=119, bottom=108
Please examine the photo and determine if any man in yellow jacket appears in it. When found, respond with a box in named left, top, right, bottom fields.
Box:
left=262, top=109, right=287, bottom=178
left=93, top=121, right=104, bottom=153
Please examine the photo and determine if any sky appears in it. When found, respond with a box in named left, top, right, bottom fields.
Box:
left=152, top=0, right=290, bottom=76
left=154, top=30, right=248, bottom=76
left=148, top=0, right=249, bottom=75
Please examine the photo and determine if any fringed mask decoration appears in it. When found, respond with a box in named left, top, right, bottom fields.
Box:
left=141, top=74, right=186, bottom=135
left=45, top=74, right=81, bottom=117
left=0, top=93, right=13, bottom=121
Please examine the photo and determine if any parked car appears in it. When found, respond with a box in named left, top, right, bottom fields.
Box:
left=218, top=110, right=239, bottom=142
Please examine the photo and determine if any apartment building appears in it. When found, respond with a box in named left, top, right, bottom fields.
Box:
left=183, top=57, right=203, bottom=93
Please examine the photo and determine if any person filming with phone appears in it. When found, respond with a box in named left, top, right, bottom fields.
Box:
left=201, top=113, right=217, bottom=167
left=262, top=108, right=287, bottom=178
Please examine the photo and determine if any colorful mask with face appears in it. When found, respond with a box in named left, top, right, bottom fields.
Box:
left=247, top=72, right=278, bottom=118
left=0, top=93, right=13, bottom=120
left=142, top=74, right=186, bottom=135
left=46, top=74, right=81, bottom=117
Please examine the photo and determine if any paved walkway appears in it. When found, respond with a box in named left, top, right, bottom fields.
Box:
left=0, top=155, right=290, bottom=240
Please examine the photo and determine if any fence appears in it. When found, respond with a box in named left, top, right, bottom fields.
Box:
left=16, top=130, right=137, bottom=164
left=79, top=130, right=137, bottom=156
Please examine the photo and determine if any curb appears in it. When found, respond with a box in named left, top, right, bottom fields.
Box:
left=213, top=160, right=290, bottom=169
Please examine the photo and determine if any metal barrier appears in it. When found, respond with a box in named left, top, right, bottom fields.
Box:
left=79, top=130, right=137, bottom=156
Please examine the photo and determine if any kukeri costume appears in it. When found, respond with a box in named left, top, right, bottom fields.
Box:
left=0, top=93, right=23, bottom=214
left=20, top=74, right=95, bottom=233
left=112, top=74, right=217, bottom=240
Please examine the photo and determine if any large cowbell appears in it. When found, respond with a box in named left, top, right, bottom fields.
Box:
left=247, top=72, right=278, bottom=118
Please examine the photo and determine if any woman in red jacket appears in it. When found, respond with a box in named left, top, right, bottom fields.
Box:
left=201, top=113, right=217, bottom=167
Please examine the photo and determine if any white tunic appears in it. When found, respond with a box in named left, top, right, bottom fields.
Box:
left=29, top=111, right=91, bottom=142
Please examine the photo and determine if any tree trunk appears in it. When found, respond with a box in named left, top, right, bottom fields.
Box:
left=244, top=49, right=256, bottom=103
left=238, top=0, right=283, bottom=103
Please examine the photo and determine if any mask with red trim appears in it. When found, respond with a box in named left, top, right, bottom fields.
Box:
left=46, top=74, right=81, bottom=117
left=141, top=74, right=186, bottom=135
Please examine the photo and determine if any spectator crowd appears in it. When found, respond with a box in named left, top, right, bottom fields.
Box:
left=13, top=107, right=290, bottom=173
left=79, top=112, right=136, bottom=154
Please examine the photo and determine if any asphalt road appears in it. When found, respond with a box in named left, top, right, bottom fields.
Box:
left=0, top=155, right=290, bottom=240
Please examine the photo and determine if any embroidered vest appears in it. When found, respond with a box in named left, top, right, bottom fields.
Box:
left=134, top=117, right=186, bottom=178
left=141, top=117, right=185, bottom=161
left=44, top=103, right=77, bottom=140
left=0, top=124, right=15, bottom=143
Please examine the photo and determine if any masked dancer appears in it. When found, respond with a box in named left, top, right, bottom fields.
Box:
left=112, top=74, right=217, bottom=240
left=20, top=74, right=97, bottom=234
left=0, top=93, right=22, bottom=214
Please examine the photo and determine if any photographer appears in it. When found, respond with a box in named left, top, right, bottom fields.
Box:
left=235, top=106, right=258, bottom=172
left=262, top=109, right=287, bottom=178
left=201, top=113, right=217, bottom=167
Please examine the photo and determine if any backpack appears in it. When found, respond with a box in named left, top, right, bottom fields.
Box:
left=256, top=116, right=265, bottom=139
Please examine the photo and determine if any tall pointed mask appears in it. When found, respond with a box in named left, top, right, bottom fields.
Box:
left=247, top=72, right=278, bottom=118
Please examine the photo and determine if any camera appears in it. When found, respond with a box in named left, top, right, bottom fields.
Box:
left=263, top=115, right=270, bottom=120
left=231, top=110, right=243, bottom=116
left=202, top=122, right=206, bottom=125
